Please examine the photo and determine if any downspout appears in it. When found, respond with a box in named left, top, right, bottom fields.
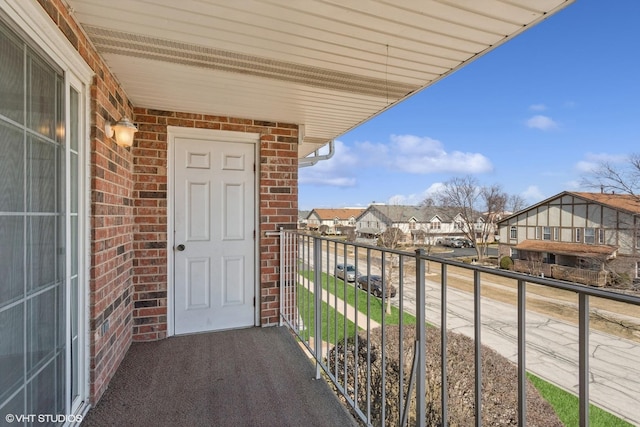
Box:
left=298, top=139, right=335, bottom=168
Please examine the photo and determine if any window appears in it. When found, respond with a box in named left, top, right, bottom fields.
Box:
left=0, top=14, right=86, bottom=419
left=598, top=229, right=605, bottom=244
left=575, top=228, right=581, bottom=242
left=584, top=227, right=595, bottom=244
left=510, top=226, right=517, bottom=239
left=636, top=262, right=640, bottom=279
left=409, top=220, right=416, bottom=230
left=430, top=221, right=441, bottom=230
left=554, top=227, right=559, bottom=241
left=543, top=227, right=551, bottom=240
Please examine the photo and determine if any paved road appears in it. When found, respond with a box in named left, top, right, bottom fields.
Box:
left=399, top=270, right=640, bottom=425
left=314, top=245, right=640, bottom=425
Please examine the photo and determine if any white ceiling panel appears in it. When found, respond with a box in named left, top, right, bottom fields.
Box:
left=66, top=0, right=574, bottom=158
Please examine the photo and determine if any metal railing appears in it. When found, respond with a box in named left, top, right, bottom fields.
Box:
left=513, top=259, right=609, bottom=287
left=278, top=230, right=640, bottom=426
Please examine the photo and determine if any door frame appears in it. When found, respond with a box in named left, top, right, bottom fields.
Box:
left=167, top=127, right=260, bottom=336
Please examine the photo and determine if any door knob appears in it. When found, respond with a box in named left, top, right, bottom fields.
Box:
left=176, top=244, right=185, bottom=251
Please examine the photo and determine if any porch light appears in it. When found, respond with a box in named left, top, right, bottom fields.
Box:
left=105, top=117, right=137, bottom=147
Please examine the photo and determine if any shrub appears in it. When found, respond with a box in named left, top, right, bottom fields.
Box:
left=500, top=256, right=514, bottom=270
left=327, top=325, right=562, bottom=426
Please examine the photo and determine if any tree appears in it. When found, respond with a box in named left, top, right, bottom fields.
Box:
left=430, top=176, right=512, bottom=261
left=378, top=227, right=403, bottom=314
left=507, top=194, right=527, bottom=214
left=582, top=153, right=640, bottom=198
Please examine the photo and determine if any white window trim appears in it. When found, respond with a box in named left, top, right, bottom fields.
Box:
left=1, top=0, right=93, bottom=417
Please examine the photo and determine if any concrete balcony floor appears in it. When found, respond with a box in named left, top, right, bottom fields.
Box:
left=81, top=326, right=358, bottom=427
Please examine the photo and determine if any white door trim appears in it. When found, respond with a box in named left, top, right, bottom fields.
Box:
left=167, top=127, right=260, bottom=336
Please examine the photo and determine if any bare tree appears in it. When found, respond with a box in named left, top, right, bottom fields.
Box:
left=507, top=194, right=527, bottom=214
left=582, top=153, right=640, bottom=198
left=378, top=227, right=403, bottom=314
left=431, top=176, right=519, bottom=261
left=479, top=184, right=508, bottom=258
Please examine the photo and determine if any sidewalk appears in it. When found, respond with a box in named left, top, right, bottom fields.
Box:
left=298, top=274, right=380, bottom=354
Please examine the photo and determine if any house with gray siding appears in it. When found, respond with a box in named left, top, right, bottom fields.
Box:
left=497, top=191, right=640, bottom=287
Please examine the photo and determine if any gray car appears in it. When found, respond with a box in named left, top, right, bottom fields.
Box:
left=335, top=263, right=358, bottom=282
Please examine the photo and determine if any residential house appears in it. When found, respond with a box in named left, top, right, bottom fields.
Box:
left=356, top=204, right=469, bottom=245
left=497, top=191, right=640, bottom=287
left=0, top=0, right=573, bottom=421
left=298, top=210, right=310, bottom=229
left=306, top=208, right=365, bottom=234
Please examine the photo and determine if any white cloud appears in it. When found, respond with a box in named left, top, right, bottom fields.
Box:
left=521, top=185, right=545, bottom=203
left=356, top=134, right=493, bottom=174
left=574, top=152, right=628, bottom=173
left=299, top=140, right=357, bottom=186
left=526, top=115, right=558, bottom=130
left=529, top=104, right=547, bottom=111
left=564, top=180, right=582, bottom=190
left=387, top=183, right=446, bottom=206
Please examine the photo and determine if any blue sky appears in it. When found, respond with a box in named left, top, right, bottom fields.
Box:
left=299, top=0, right=640, bottom=211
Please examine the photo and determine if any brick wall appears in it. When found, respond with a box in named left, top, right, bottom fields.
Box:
left=132, top=109, right=298, bottom=338
left=39, top=0, right=135, bottom=403
left=39, top=0, right=299, bottom=405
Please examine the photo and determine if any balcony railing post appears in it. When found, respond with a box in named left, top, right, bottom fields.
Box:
left=474, top=270, right=482, bottom=427
left=518, top=279, right=526, bottom=426
left=415, top=249, right=426, bottom=427
left=579, top=293, right=590, bottom=426
left=313, top=237, right=322, bottom=379
left=279, top=227, right=285, bottom=327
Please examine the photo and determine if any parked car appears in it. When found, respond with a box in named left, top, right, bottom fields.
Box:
left=356, top=275, right=397, bottom=298
left=459, top=238, right=475, bottom=248
left=335, top=263, right=359, bottom=282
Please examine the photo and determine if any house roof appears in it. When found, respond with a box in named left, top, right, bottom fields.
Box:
left=310, top=208, right=365, bottom=220
left=66, top=0, right=574, bottom=159
left=499, top=191, right=640, bottom=223
left=364, top=205, right=463, bottom=223
left=515, top=240, right=617, bottom=259
left=570, top=192, right=640, bottom=214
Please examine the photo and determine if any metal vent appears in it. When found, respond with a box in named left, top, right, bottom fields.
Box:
left=84, top=25, right=416, bottom=99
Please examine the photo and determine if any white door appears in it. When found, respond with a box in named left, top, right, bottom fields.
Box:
left=173, top=133, right=255, bottom=335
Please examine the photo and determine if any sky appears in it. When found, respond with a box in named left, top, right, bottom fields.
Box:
left=298, top=0, right=640, bottom=211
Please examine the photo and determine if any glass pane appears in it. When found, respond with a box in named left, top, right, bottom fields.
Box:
left=70, top=215, right=78, bottom=276
left=27, top=288, right=56, bottom=374
left=0, top=389, right=24, bottom=424
left=27, top=136, right=56, bottom=213
left=28, top=216, right=56, bottom=292
left=0, top=217, right=24, bottom=307
left=70, top=152, right=78, bottom=213
left=70, top=88, right=78, bottom=151
left=27, top=54, right=56, bottom=140
left=0, top=303, right=25, bottom=404
left=56, top=75, right=64, bottom=144
left=28, top=358, right=56, bottom=424
left=0, top=22, right=25, bottom=124
left=0, top=121, right=25, bottom=212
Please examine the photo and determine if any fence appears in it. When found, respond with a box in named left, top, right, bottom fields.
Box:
left=278, top=230, right=640, bottom=426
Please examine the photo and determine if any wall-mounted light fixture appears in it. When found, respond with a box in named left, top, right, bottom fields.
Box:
left=105, top=117, right=138, bottom=147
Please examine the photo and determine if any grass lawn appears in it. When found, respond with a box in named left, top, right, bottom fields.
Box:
left=296, top=283, right=357, bottom=344
left=297, top=270, right=631, bottom=426
left=300, top=270, right=416, bottom=326
left=527, top=373, right=633, bottom=426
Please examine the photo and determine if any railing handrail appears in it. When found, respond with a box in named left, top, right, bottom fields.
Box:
left=278, top=230, right=640, bottom=426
